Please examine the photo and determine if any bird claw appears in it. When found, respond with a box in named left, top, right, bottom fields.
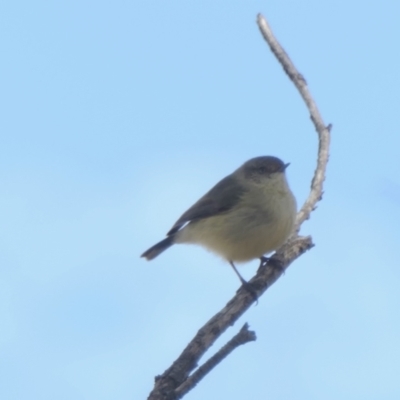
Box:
left=236, top=280, right=259, bottom=304
left=259, top=256, right=285, bottom=274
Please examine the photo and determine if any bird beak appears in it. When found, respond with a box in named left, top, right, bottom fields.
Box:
left=284, top=162, right=290, bottom=170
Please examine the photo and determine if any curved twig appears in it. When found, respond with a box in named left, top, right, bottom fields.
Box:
left=257, top=14, right=331, bottom=229
left=147, top=14, right=330, bottom=400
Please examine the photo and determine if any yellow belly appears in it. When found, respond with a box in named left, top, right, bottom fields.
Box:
left=175, top=195, right=296, bottom=262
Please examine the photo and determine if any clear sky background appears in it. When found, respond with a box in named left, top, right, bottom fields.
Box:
left=1, top=1, right=400, bottom=399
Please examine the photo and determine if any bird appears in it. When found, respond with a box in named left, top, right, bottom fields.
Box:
left=141, top=156, right=297, bottom=285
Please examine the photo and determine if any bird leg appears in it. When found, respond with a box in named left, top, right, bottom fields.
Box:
left=229, top=261, right=258, bottom=303
left=229, top=260, right=247, bottom=285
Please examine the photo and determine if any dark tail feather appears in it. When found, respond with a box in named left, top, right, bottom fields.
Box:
left=141, top=236, right=174, bottom=260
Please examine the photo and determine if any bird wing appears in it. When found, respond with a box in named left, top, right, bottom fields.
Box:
left=167, top=174, right=247, bottom=235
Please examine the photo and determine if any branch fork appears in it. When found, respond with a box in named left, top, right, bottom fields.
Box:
left=147, top=13, right=331, bottom=400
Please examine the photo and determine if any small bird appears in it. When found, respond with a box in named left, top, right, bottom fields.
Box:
left=141, top=156, right=297, bottom=284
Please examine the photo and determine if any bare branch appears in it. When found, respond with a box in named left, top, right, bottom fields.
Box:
left=147, top=14, right=330, bottom=400
left=257, top=14, right=331, bottom=230
left=147, top=236, right=313, bottom=400
left=174, top=323, right=256, bottom=399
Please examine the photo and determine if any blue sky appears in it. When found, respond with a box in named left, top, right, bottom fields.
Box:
left=1, top=1, right=400, bottom=399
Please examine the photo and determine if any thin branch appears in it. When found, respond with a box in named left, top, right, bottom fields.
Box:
left=257, top=13, right=331, bottom=230
left=174, top=323, right=256, bottom=399
left=147, top=14, right=330, bottom=400
left=147, top=236, right=313, bottom=400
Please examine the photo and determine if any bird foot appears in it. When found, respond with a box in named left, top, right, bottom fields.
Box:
left=259, top=256, right=285, bottom=274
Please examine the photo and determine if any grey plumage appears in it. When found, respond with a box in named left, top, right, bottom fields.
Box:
left=141, top=156, right=296, bottom=276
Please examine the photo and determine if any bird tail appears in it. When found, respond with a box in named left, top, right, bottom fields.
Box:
left=141, top=236, right=174, bottom=260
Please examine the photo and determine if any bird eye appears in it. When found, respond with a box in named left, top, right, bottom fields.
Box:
left=258, top=166, right=267, bottom=174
